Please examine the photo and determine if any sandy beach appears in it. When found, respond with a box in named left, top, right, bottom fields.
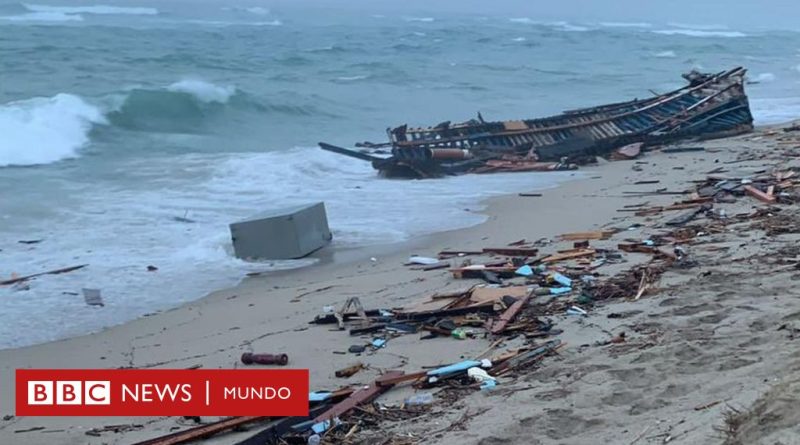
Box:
left=4, top=123, right=800, bottom=445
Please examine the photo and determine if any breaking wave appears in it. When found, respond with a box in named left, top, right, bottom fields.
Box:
left=106, top=80, right=242, bottom=132
left=0, top=94, right=106, bottom=167
left=600, top=22, right=652, bottom=28
left=508, top=18, right=589, bottom=32
left=667, top=22, right=729, bottom=31
left=549, top=21, right=590, bottom=32
left=654, top=50, right=677, bottom=58
left=23, top=4, right=158, bottom=15
left=404, top=17, right=434, bottom=22
left=166, top=79, right=236, bottom=104
left=333, top=75, right=370, bottom=82
left=653, top=29, right=746, bottom=38
left=0, top=11, right=83, bottom=22
left=244, top=7, right=269, bottom=15
left=750, top=72, right=776, bottom=83
left=509, top=17, right=535, bottom=24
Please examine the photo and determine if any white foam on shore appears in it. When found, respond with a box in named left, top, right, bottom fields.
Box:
left=0, top=147, right=576, bottom=348
left=751, top=97, right=800, bottom=124
left=166, top=79, right=237, bottom=104
left=0, top=94, right=106, bottom=166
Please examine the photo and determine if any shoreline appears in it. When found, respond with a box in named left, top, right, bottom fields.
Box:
left=0, top=169, right=580, bottom=352
left=4, top=122, right=800, bottom=444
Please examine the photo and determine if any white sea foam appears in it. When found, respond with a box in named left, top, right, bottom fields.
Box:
left=512, top=37, right=526, bottom=42
left=667, top=22, right=729, bottom=30
left=405, top=17, right=434, bottom=22
left=600, top=22, right=652, bottom=28
left=0, top=94, right=106, bottom=167
left=0, top=147, right=575, bottom=347
left=751, top=72, right=776, bottom=83
left=654, top=50, right=677, bottom=58
left=245, top=7, right=269, bottom=15
left=550, top=21, right=590, bottom=32
left=0, top=11, right=83, bottom=22
left=24, top=4, right=158, bottom=15
left=509, top=18, right=588, bottom=32
left=184, top=18, right=281, bottom=27
left=653, top=29, right=746, bottom=38
left=166, top=80, right=236, bottom=104
left=751, top=97, right=800, bottom=125
left=334, top=75, right=369, bottom=82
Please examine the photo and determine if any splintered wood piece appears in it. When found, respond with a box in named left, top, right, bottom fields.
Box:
left=540, top=249, right=596, bottom=264
left=744, top=185, right=777, bottom=203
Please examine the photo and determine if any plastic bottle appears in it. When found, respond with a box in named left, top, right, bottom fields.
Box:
left=451, top=328, right=467, bottom=340
left=308, top=434, right=321, bottom=445
left=404, top=392, right=434, bottom=406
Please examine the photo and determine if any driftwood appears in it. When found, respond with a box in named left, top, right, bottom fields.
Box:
left=0, top=264, right=88, bottom=286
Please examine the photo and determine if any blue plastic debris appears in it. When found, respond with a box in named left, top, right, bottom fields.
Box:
left=308, top=391, right=331, bottom=402
left=549, top=287, right=572, bottom=295
left=515, top=265, right=534, bottom=277
left=643, top=239, right=655, bottom=246
left=427, top=360, right=482, bottom=377
left=551, top=272, right=572, bottom=287
left=480, top=380, right=497, bottom=391
left=372, top=338, right=387, bottom=348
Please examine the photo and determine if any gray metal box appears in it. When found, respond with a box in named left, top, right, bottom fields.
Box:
left=230, top=202, right=332, bottom=260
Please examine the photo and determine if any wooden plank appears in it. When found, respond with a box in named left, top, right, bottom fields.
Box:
left=314, top=371, right=403, bottom=422
left=540, top=249, right=596, bottom=264
left=558, top=231, right=614, bottom=241
left=376, top=371, right=426, bottom=387
left=482, top=247, right=538, bottom=256
left=744, top=185, right=777, bottom=203
left=490, top=295, right=531, bottom=334
left=618, top=243, right=656, bottom=254
left=133, top=417, right=266, bottom=445
left=0, top=264, right=88, bottom=286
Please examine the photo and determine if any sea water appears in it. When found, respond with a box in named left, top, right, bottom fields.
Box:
left=2, top=2, right=800, bottom=348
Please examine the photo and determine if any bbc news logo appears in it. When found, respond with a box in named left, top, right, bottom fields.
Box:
left=16, top=369, right=308, bottom=416
left=28, top=381, right=111, bottom=405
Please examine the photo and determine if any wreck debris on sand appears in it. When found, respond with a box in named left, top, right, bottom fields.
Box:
left=320, top=67, right=753, bottom=178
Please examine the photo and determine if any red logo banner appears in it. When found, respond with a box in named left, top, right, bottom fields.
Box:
left=16, top=369, right=309, bottom=416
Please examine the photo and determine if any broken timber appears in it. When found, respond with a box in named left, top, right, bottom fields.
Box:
left=314, top=371, right=404, bottom=423
left=132, top=416, right=266, bottom=445
left=489, top=295, right=531, bottom=334
left=0, top=264, right=88, bottom=286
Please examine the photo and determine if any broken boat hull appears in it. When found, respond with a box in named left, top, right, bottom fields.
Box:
left=320, top=67, right=753, bottom=178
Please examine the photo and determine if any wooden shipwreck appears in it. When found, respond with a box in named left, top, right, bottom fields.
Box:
left=320, top=67, right=753, bottom=178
